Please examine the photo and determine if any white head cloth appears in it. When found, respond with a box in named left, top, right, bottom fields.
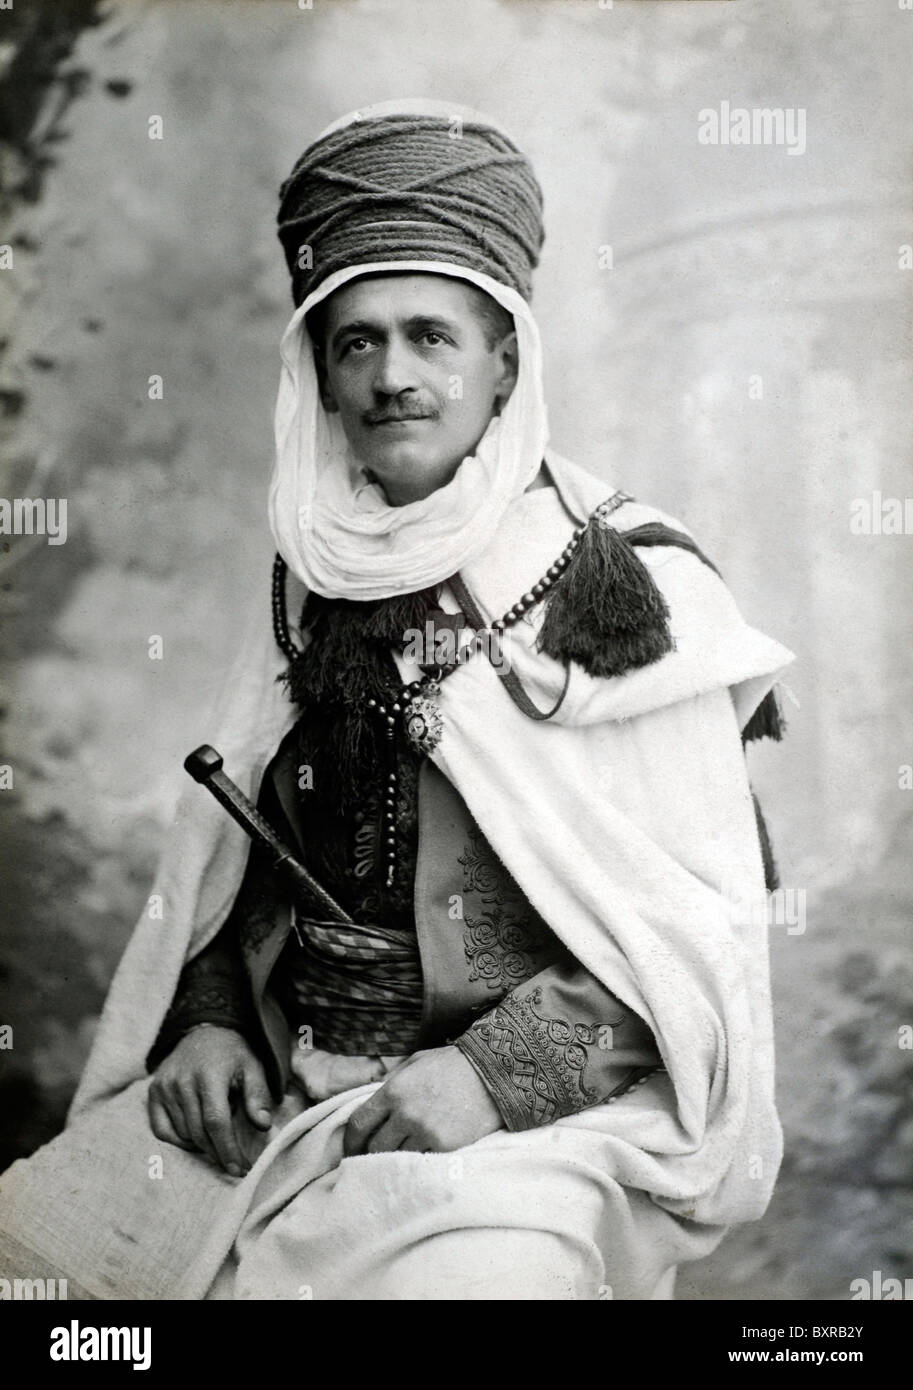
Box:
left=267, top=102, right=549, bottom=601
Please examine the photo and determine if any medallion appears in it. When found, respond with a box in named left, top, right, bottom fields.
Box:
left=403, top=689, right=444, bottom=755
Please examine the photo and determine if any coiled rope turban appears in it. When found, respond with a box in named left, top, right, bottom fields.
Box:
left=276, top=109, right=545, bottom=305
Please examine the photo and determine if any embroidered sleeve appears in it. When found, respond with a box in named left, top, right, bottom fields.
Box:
left=144, top=921, right=257, bottom=1072
left=454, top=957, right=662, bottom=1131
left=143, top=836, right=281, bottom=1072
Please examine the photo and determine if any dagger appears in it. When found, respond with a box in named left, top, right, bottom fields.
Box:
left=183, top=744, right=354, bottom=926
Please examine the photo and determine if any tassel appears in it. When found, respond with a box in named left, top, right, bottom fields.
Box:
left=742, top=686, right=786, bottom=745
left=537, top=514, right=673, bottom=678
left=294, top=699, right=381, bottom=814
left=281, top=585, right=441, bottom=810
left=283, top=586, right=440, bottom=709
left=752, top=791, right=780, bottom=893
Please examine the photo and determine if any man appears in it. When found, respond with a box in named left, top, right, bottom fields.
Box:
left=0, top=100, right=794, bottom=1300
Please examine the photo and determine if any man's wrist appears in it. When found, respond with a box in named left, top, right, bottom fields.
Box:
left=452, top=1031, right=526, bottom=1131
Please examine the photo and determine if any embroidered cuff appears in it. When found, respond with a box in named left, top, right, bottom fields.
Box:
left=455, top=990, right=598, bottom=1130
left=455, top=964, right=661, bottom=1131
left=145, top=941, right=255, bottom=1073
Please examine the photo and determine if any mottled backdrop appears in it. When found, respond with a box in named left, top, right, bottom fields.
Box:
left=1, top=0, right=910, bottom=1300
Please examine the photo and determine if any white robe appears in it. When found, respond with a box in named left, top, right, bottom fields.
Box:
left=0, top=453, right=795, bottom=1300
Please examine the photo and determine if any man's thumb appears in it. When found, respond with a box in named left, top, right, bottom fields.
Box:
left=241, top=1062, right=273, bottom=1130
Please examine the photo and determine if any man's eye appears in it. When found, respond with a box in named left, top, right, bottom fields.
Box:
left=419, top=331, right=446, bottom=346
left=338, top=336, right=374, bottom=359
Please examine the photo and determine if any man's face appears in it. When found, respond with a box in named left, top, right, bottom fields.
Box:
left=313, top=274, right=518, bottom=506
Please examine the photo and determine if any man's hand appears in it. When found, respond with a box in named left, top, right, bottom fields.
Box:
left=343, top=1045, right=503, bottom=1156
left=148, top=1025, right=273, bottom=1177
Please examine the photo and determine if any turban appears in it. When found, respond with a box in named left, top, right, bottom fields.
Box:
left=276, top=108, right=545, bottom=305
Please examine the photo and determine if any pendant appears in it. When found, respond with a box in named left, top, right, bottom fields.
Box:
left=403, top=688, right=444, bottom=756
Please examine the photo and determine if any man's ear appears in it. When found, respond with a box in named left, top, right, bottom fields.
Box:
left=313, top=346, right=339, bottom=414
left=493, top=330, right=519, bottom=413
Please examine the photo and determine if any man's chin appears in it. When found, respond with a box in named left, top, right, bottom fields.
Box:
left=362, top=457, right=460, bottom=506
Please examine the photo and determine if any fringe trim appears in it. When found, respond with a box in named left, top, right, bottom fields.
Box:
left=742, top=686, right=786, bottom=745
left=282, top=586, right=441, bottom=809
left=752, top=791, right=780, bottom=892
left=537, top=511, right=673, bottom=678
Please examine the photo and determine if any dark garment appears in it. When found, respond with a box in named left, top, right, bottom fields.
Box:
left=147, top=708, right=428, bottom=1068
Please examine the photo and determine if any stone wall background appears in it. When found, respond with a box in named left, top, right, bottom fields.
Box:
left=0, top=0, right=910, bottom=1299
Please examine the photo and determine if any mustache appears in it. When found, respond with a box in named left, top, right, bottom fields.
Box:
left=362, top=403, right=438, bottom=424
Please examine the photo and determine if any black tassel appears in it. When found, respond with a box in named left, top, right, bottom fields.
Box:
left=742, top=687, right=786, bottom=745
left=752, top=791, right=780, bottom=893
left=284, top=586, right=440, bottom=708
left=281, top=585, right=441, bottom=810
left=537, top=515, right=673, bottom=678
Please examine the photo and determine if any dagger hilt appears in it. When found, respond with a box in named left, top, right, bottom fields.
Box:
left=184, top=744, right=354, bottom=926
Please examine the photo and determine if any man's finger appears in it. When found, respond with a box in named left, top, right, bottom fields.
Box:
left=163, top=1084, right=199, bottom=1149
left=365, top=1118, right=408, bottom=1155
left=239, top=1060, right=273, bottom=1131
left=343, top=1089, right=392, bottom=1157
left=198, top=1080, right=247, bottom=1177
left=397, top=1132, right=431, bottom=1153
left=176, top=1081, right=216, bottom=1162
left=380, top=1053, right=419, bottom=1079
left=148, top=1095, right=196, bottom=1153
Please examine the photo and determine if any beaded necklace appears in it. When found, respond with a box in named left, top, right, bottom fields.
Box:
left=271, top=493, right=632, bottom=887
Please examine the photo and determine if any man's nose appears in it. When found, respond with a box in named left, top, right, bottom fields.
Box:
left=372, top=341, right=420, bottom=397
